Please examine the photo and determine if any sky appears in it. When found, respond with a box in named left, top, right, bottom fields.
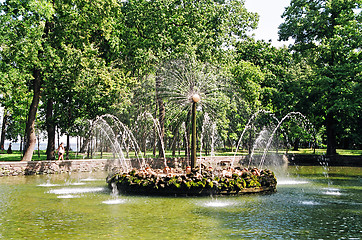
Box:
left=244, top=0, right=293, bottom=47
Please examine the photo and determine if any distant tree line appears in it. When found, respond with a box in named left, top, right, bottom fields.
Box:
left=0, top=0, right=360, bottom=161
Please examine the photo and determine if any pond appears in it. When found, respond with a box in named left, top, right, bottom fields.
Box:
left=0, top=166, right=361, bottom=239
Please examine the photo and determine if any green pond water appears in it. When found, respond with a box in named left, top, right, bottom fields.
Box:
left=0, top=166, right=361, bottom=239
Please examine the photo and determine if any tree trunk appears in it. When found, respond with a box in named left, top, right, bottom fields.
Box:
left=153, top=104, right=158, bottom=157
left=46, top=98, right=56, bottom=160
left=153, top=127, right=157, bottom=157
left=171, top=125, right=178, bottom=156
left=0, top=108, right=9, bottom=150
left=37, top=134, right=41, bottom=159
left=21, top=16, right=52, bottom=161
left=80, top=126, right=92, bottom=153
left=248, top=129, right=253, bottom=155
left=77, top=136, right=80, bottom=153
left=66, top=134, right=70, bottom=160
left=205, top=137, right=209, bottom=156
left=326, top=112, right=337, bottom=155
left=80, top=136, right=90, bottom=153
left=20, top=137, right=23, bottom=154
left=21, top=69, right=42, bottom=161
left=100, top=134, right=103, bottom=158
left=156, top=76, right=165, bottom=158
left=157, top=101, right=165, bottom=158
left=293, top=138, right=300, bottom=151
left=142, top=132, right=147, bottom=157
left=57, top=128, right=60, bottom=148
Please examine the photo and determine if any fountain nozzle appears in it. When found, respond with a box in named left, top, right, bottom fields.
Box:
left=192, top=94, right=201, bottom=103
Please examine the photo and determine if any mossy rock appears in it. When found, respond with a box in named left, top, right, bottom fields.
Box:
left=107, top=168, right=277, bottom=197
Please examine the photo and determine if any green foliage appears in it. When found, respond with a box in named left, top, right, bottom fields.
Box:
left=0, top=0, right=137, bottom=150
left=110, top=0, right=258, bottom=74
left=279, top=0, right=362, bottom=151
left=234, top=38, right=295, bottom=113
left=0, top=70, right=30, bottom=141
left=108, top=168, right=277, bottom=196
left=0, top=0, right=360, bottom=154
left=231, top=60, right=263, bottom=108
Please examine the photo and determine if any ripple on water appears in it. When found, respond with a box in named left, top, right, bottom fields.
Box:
left=204, top=201, right=234, bottom=208
left=68, top=182, right=86, bottom=186
left=300, top=200, right=321, bottom=205
left=37, top=183, right=60, bottom=187
left=80, top=178, right=101, bottom=182
left=57, top=194, right=79, bottom=199
left=47, top=187, right=106, bottom=195
left=102, top=199, right=126, bottom=205
left=323, top=188, right=343, bottom=196
left=277, top=179, right=309, bottom=185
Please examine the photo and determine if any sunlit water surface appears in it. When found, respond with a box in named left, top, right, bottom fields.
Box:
left=0, top=166, right=360, bottom=239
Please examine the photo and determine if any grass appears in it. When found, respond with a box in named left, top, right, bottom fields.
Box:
left=287, top=148, right=362, bottom=156
left=0, top=150, right=85, bottom=162
left=0, top=148, right=360, bottom=162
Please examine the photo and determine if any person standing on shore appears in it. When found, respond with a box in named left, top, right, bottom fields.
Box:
left=57, top=142, right=65, bottom=161
left=7, top=143, right=12, bottom=154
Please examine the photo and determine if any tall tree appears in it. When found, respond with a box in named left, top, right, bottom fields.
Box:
left=279, top=0, right=362, bottom=155
left=0, top=68, right=30, bottom=149
left=48, top=0, right=134, bottom=155
left=110, top=0, right=258, bottom=156
left=0, top=0, right=56, bottom=161
left=0, top=0, right=134, bottom=160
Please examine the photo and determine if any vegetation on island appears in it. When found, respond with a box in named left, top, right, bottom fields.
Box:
left=0, top=0, right=361, bottom=162
left=107, top=167, right=277, bottom=196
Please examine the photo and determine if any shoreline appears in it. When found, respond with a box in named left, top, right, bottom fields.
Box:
left=286, top=154, right=362, bottom=167
left=0, top=154, right=361, bottom=177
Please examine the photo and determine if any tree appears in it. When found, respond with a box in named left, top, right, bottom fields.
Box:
left=279, top=0, right=362, bottom=154
left=109, top=0, right=258, bottom=156
left=0, top=0, right=52, bottom=160
left=0, top=0, right=134, bottom=161
left=234, top=38, right=296, bottom=112
left=0, top=67, right=30, bottom=151
left=231, top=38, right=303, bottom=151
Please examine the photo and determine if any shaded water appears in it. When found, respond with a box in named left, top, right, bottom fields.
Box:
left=0, top=166, right=361, bottom=239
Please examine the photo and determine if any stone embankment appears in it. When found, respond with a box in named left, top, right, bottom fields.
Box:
left=0, top=159, right=119, bottom=177
left=286, top=154, right=362, bottom=167
left=0, top=155, right=287, bottom=177
left=3, top=153, right=358, bottom=177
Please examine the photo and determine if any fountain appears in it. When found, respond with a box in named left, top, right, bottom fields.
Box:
left=103, top=105, right=319, bottom=196
left=230, top=110, right=316, bottom=169
left=104, top=110, right=313, bottom=196
left=94, top=110, right=277, bottom=196
left=199, top=113, right=216, bottom=161
left=103, top=59, right=278, bottom=196
left=86, top=55, right=320, bottom=197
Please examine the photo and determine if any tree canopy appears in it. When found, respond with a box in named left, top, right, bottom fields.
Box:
left=0, top=0, right=360, bottom=160
left=279, top=0, right=362, bottom=154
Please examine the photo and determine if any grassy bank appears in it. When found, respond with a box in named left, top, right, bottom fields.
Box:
left=0, top=148, right=360, bottom=162
left=0, top=150, right=85, bottom=162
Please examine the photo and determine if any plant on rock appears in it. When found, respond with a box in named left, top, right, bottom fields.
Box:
left=107, top=167, right=277, bottom=196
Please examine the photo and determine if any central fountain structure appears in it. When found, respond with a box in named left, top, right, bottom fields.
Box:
left=105, top=96, right=277, bottom=196
left=105, top=58, right=279, bottom=196
left=104, top=94, right=277, bottom=196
